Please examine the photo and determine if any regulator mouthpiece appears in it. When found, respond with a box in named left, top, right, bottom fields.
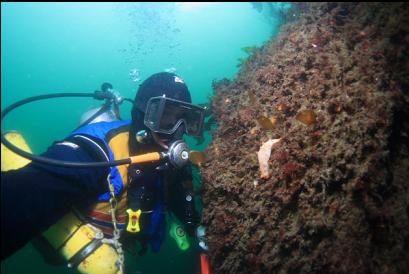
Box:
left=163, top=140, right=189, bottom=169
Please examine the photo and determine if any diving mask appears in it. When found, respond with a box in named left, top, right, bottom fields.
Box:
left=144, top=96, right=205, bottom=137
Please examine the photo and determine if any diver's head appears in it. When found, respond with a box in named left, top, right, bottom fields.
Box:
left=133, top=72, right=191, bottom=113
left=101, top=82, right=113, bottom=93
left=131, top=72, right=204, bottom=148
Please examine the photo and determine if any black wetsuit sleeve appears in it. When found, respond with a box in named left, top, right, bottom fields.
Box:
left=1, top=140, right=109, bottom=260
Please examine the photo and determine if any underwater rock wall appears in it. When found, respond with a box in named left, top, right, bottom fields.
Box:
left=201, top=3, right=409, bottom=273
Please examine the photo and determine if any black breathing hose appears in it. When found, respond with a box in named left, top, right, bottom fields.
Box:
left=1, top=92, right=135, bottom=168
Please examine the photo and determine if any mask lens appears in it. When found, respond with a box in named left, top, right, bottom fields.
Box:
left=145, top=98, right=162, bottom=131
left=158, top=101, right=185, bottom=132
left=184, top=108, right=203, bottom=136
left=144, top=97, right=204, bottom=136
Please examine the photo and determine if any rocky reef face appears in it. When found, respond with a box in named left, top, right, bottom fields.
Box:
left=201, top=3, right=409, bottom=273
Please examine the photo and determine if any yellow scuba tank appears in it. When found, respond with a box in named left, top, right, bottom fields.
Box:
left=42, top=212, right=121, bottom=274
left=1, top=131, right=121, bottom=274
left=1, top=131, right=32, bottom=171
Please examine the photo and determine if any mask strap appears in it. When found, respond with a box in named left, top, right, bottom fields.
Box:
left=152, top=132, right=169, bottom=150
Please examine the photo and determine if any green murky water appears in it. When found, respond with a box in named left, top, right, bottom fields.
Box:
left=1, top=2, right=288, bottom=273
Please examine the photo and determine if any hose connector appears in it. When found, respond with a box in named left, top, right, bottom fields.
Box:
left=163, top=140, right=190, bottom=169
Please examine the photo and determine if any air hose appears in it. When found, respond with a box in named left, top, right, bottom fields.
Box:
left=1, top=91, right=139, bottom=168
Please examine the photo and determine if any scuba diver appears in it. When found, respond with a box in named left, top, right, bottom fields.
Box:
left=1, top=72, right=204, bottom=273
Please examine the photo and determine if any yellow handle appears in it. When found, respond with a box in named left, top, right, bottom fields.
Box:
left=129, top=152, right=161, bottom=164
left=126, top=209, right=142, bottom=233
